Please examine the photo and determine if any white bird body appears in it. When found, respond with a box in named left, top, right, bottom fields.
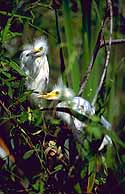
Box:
left=20, top=37, right=49, bottom=107
left=39, top=79, right=95, bottom=130
left=57, top=96, right=95, bottom=131
left=98, top=116, right=112, bottom=151
left=26, top=56, right=49, bottom=92
left=38, top=80, right=112, bottom=150
left=57, top=97, right=112, bottom=150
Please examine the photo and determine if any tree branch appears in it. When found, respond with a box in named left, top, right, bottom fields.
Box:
left=78, top=12, right=107, bottom=96
left=92, top=0, right=113, bottom=106
left=40, top=107, right=89, bottom=123
left=100, top=39, right=125, bottom=48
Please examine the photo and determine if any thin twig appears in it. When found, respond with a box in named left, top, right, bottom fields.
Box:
left=0, top=100, right=11, bottom=116
left=78, top=9, right=108, bottom=96
left=100, top=39, right=125, bottom=48
left=92, top=0, right=113, bottom=106
left=40, top=107, right=89, bottom=123
left=78, top=38, right=125, bottom=97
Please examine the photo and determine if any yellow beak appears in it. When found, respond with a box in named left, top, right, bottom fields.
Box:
left=30, top=47, right=42, bottom=55
left=38, top=91, right=59, bottom=100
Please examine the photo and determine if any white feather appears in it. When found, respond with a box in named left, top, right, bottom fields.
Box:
left=98, top=116, right=112, bottom=151
left=48, top=83, right=95, bottom=131
left=20, top=37, right=49, bottom=107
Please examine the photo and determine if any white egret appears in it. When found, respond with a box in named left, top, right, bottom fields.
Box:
left=20, top=36, right=49, bottom=107
left=38, top=79, right=112, bottom=150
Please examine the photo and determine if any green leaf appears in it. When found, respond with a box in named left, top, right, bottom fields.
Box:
left=63, top=0, right=80, bottom=93
left=87, top=123, right=103, bottom=139
left=54, top=164, right=63, bottom=172
left=1, top=71, right=11, bottom=78
left=32, top=181, right=39, bottom=191
left=19, top=112, right=28, bottom=123
left=23, top=150, right=35, bottom=160
left=80, top=166, right=87, bottom=179
left=39, top=181, right=45, bottom=193
left=9, top=60, right=26, bottom=76
left=110, top=131, right=125, bottom=148
left=74, top=182, right=82, bottom=194
left=1, top=17, right=12, bottom=43
left=32, top=181, right=44, bottom=193
left=91, top=115, right=100, bottom=122
left=87, top=156, right=96, bottom=193
left=91, top=125, right=102, bottom=139
left=121, top=155, right=125, bottom=163
left=92, top=0, right=101, bottom=23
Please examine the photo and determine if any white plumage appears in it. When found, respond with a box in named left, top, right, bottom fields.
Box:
left=98, top=116, right=112, bottom=151
left=38, top=80, right=112, bottom=150
left=20, top=37, right=49, bottom=106
left=57, top=96, right=95, bottom=131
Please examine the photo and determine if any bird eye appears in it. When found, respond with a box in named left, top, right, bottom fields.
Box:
left=39, top=47, right=43, bottom=51
left=55, top=91, right=59, bottom=95
left=26, top=53, right=30, bottom=57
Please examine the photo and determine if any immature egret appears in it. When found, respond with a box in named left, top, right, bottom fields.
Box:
left=20, top=36, right=49, bottom=106
left=38, top=80, right=112, bottom=150
left=40, top=82, right=95, bottom=130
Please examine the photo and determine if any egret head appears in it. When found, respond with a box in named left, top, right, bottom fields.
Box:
left=38, top=78, right=74, bottom=100
left=22, top=36, right=48, bottom=58
left=33, top=37, right=48, bottom=57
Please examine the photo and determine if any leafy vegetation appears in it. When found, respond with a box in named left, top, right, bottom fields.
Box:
left=0, top=0, right=125, bottom=193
